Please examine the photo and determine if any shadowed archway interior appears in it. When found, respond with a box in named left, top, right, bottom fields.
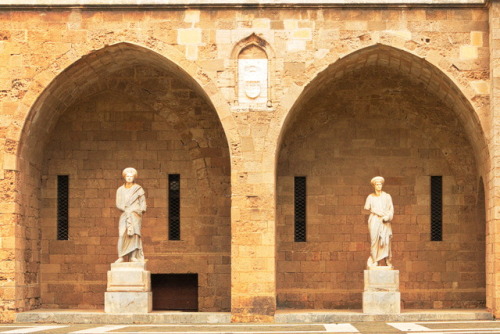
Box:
left=17, top=43, right=231, bottom=311
left=276, top=45, right=486, bottom=310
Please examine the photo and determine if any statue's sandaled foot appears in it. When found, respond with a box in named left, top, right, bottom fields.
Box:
left=115, top=257, right=124, bottom=263
left=130, top=257, right=139, bottom=262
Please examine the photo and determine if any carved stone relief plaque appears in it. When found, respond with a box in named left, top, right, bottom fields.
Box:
left=238, top=58, right=268, bottom=106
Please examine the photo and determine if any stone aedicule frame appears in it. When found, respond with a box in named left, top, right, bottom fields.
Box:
left=231, top=34, right=275, bottom=111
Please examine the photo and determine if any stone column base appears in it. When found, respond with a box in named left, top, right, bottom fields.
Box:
left=104, top=291, right=152, bottom=313
left=362, top=267, right=401, bottom=314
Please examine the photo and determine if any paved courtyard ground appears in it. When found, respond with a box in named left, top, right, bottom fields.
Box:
left=1, top=321, right=500, bottom=334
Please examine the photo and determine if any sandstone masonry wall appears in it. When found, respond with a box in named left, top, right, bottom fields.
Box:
left=0, top=5, right=491, bottom=322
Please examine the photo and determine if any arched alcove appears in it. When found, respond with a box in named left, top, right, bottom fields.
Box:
left=276, top=45, right=488, bottom=310
left=17, top=43, right=231, bottom=312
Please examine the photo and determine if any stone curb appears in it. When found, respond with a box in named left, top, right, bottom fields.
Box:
left=16, top=310, right=493, bottom=324
left=274, top=310, right=494, bottom=323
left=16, top=311, right=232, bottom=324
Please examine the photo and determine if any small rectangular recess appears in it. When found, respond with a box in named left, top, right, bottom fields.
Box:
left=294, top=176, right=307, bottom=242
left=57, top=175, right=69, bottom=240
left=430, top=175, right=443, bottom=241
left=151, top=273, right=198, bottom=311
left=168, top=174, right=181, bottom=240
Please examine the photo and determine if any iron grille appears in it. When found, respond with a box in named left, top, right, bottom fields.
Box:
left=57, top=175, right=69, bottom=240
left=169, top=174, right=181, bottom=240
left=294, top=176, right=306, bottom=242
left=430, top=175, right=442, bottom=241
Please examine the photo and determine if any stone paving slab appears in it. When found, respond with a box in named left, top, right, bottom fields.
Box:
left=3, top=321, right=500, bottom=334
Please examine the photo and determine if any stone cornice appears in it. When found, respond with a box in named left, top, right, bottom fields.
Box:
left=0, top=0, right=488, bottom=8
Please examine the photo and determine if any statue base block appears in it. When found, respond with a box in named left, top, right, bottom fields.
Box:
left=104, top=291, right=152, bottom=313
left=362, top=291, right=401, bottom=314
left=107, top=262, right=151, bottom=292
left=105, top=261, right=152, bottom=313
left=362, top=267, right=400, bottom=314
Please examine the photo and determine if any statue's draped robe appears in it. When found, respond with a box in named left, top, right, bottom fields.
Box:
left=364, top=191, right=394, bottom=263
left=116, top=184, right=146, bottom=259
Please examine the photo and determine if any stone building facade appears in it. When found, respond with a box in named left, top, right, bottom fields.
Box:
left=0, top=0, right=497, bottom=323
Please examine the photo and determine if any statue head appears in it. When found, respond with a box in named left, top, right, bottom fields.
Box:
left=370, top=176, right=384, bottom=191
left=122, top=167, right=138, bottom=183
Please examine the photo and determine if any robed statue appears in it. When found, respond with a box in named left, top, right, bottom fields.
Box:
left=364, top=176, right=394, bottom=269
left=115, top=167, right=147, bottom=263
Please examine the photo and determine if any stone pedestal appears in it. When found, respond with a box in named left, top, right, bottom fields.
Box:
left=104, top=262, right=152, bottom=313
left=362, top=267, right=400, bottom=314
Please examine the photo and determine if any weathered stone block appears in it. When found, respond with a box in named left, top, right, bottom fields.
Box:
left=471, top=31, right=484, bottom=46
left=362, top=291, right=401, bottom=314
left=105, top=262, right=152, bottom=313
left=364, top=267, right=399, bottom=292
left=184, top=10, right=200, bottom=23
left=107, top=266, right=151, bottom=292
left=363, top=269, right=400, bottom=314
left=460, top=45, right=478, bottom=60
left=178, top=28, right=202, bottom=45
left=104, top=291, right=152, bottom=314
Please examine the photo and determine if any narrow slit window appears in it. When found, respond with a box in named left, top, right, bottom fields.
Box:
left=57, top=175, right=69, bottom=240
left=294, top=176, right=306, bottom=242
left=169, top=174, right=181, bottom=240
left=430, top=175, right=443, bottom=241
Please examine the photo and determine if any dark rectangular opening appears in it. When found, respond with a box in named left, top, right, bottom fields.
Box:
left=151, top=274, right=198, bottom=311
left=431, top=175, right=443, bottom=241
left=168, top=174, right=181, bottom=240
left=57, top=175, right=69, bottom=240
left=294, top=176, right=306, bottom=242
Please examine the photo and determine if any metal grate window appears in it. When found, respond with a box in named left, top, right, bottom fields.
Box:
left=294, top=176, right=306, bottom=242
left=430, top=176, right=443, bottom=241
left=168, top=174, right=181, bottom=240
left=57, top=175, right=69, bottom=240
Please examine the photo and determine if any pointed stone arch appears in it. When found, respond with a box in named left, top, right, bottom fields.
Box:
left=19, top=42, right=236, bottom=164
left=275, top=43, right=490, bottom=311
left=277, top=44, right=488, bottom=177
left=14, top=42, right=233, bottom=312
